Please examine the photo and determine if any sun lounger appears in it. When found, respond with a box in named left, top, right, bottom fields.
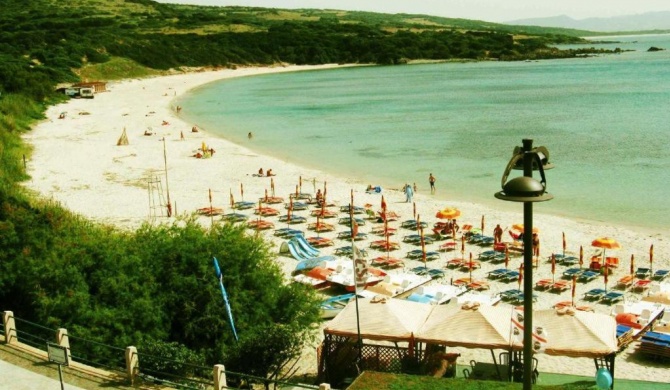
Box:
left=446, top=258, right=465, bottom=269
left=453, top=277, right=474, bottom=287
left=290, top=192, right=313, bottom=201
left=338, top=217, right=366, bottom=227
left=233, top=201, right=256, bottom=210
left=221, top=213, right=248, bottom=223
left=511, top=292, right=538, bottom=305
left=278, top=215, right=307, bottom=224
left=551, top=280, right=572, bottom=292
left=559, top=256, right=579, bottom=266
left=406, top=250, right=440, bottom=261
left=410, top=266, right=430, bottom=276
left=460, top=261, right=481, bottom=271
left=535, top=278, right=553, bottom=290
left=261, top=196, right=284, bottom=204
left=487, top=268, right=511, bottom=279
left=274, top=228, right=304, bottom=238
left=653, top=269, right=670, bottom=280
left=307, top=222, right=335, bottom=232
left=247, top=220, right=274, bottom=230
left=371, top=225, right=397, bottom=235
left=339, top=205, right=365, bottom=214
left=601, top=291, right=625, bottom=304
left=334, top=246, right=368, bottom=258
left=337, top=230, right=368, bottom=241
left=632, top=279, right=652, bottom=292
left=400, top=219, right=428, bottom=229
left=578, top=270, right=599, bottom=282
left=438, top=241, right=457, bottom=252
left=635, top=267, right=652, bottom=279
left=499, top=289, right=523, bottom=301
left=254, top=207, right=280, bottom=216
left=562, top=268, right=583, bottom=279
left=427, top=269, right=446, bottom=279
left=196, top=207, right=224, bottom=216
left=616, top=275, right=634, bottom=289
left=307, top=237, right=334, bottom=248
left=468, top=280, right=490, bottom=291
left=499, top=271, right=520, bottom=283
left=369, top=240, right=400, bottom=251
left=478, top=250, right=498, bottom=261
left=310, top=209, right=337, bottom=218
left=583, top=288, right=607, bottom=300
left=371, top=257, right=404, bottom=268
left=286, top=201, right=309, bottom=211
left=605, top=257, right=620, bottom=268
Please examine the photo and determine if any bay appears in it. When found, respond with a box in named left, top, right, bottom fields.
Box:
left=177, top=34, right=670, bottom=231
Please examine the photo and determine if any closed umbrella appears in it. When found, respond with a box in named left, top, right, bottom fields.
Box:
left=413, top=202, right=417, bottom=221
left=271, top=177, right=275, bottom=197
left=551, top=253, right=556, bottom=283
left=504, top=247, right=510, bottom=269
left=579, top=245, right=584, bottom=269
left=481, top=215, right=485, bottom=236
left=562, top=232, right=567, bottom=257
left=240, top=183, right=244, bottom=201
left=650, top=244, right=654, bottom=273
left=229, top=190, right=234, bottom=208
left=571, top=275, right=577, bottom=307
left=630, top=254, right=635, bottom=283
left=604, top=263, right=609, bottom=291
left=518, top=264, right=524, bottom=291
left=418, top=215, right=427, bottom=266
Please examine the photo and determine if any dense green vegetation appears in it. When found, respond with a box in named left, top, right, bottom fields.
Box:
left=0, top=0, right=628, bottom=386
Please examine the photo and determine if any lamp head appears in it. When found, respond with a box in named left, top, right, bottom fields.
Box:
left=512, top=145, right=554, bottom=170
left=495, top=141, right=554, bottom=203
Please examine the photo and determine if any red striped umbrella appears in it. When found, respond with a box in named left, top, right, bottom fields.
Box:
left=518, top=264, right=524, bottom=290
left=264, top=188, right=269, bottom=202
left=604, top=263, right=609, bottom=291
left=571, top=275, right=577, bottom=306
left=381, top=195, right=387, bottom=213
left=481, top=215, right=485, bottom=236
left=299, top=176, right=302, bottom=193
left=418, top=214, right=426, bottom=265
left=271, top=177, right=275, bottom=197
left=650, top=244, right=654, bottom=273
left=229, top=190, right=234, bottom=208
left=240, top=183, right=244, bottom=201
left=469, top=252, right=474, bottom=280
left=504, top=247, right=510, bottom=269
left=630, top=254, right=635, bottom=277
left=413, top=202, right=417, bottom=221
left=461, top=235, right=465, bottom=255
left=579, top=245, right=584, bottom=269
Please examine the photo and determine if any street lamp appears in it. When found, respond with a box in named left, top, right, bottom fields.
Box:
left=495, top=139, right=553, bottom=389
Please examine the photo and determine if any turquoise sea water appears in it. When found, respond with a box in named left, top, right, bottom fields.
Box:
left=177, top=34, right=670, bottom=231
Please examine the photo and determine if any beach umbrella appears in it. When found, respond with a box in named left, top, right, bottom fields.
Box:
left=264, top=188, right=269, bottom=202
left=299, top=175, right=302, bottom=193
left=461, top=235, right=465, bottom=256
left=505, top=247, right=510, bottom=269
left=481, top=215, right=485, bottom=236
left=562, top=232, right=567, bottom=257
left=413, top=202, right=416, bottom=221
left=286, top=200, right=293, bottom=227
left=630, top=254, right=635, bottom=278
left=650, top=244, right=654, bottom=273
left=208, top=188, right=214, bottom=225
left=511, top=224, right=540, bottom=234
left=381, top=195, right=387, bottom=214
left=240, top=183, right=244, bottom=201
left=592, top=237, right=621, bottom=265
left=418, top=214, right=427, bottom=266
left=468, top=252, right=474, bottom=281
left=350, top=189, right=354, bottom=208
left=384, top=216, right=391, bottom=260
left=436, top=207, right=461, bottom=220
left=518, top=264, right=524, bottom=291
left=604, top=263, right=609, bottom=291
left=295, top=184, right=299, bottom=197
left=229, top=190, right=234, bottom=208
left=271, top=177, right=275, bottom=197
left=571, top=275, right=577, bottom=307
left=579, top=245, right=584, bottom=269
left=323, top=181, right=327, bottom=199
left=551, top=253, right=556, bottom=283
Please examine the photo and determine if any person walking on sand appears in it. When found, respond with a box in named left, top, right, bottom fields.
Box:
left=429, top=173, right=436, bottom=194
left=404, top=183, right=413, bottom=203
left=493, top=224, right=503, bottom=243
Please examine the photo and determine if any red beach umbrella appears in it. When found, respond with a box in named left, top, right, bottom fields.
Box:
left=481, top=215, right=485, bottom=236
left=604, top=263, right=609, bottom=291
left=571, top=275, right=577, bottom=307
left=630, top=254, right=635, bottom=277
left=295, top=184, right=299, bottom=197
left=469, top=252, right=474, bottom=281
left=271, top=177, right=275, bottom=197
left=562, top=232, right=567, bottom=256
left=299, top=175, right=302, bottom=193
left=650, top=244, right=654, bottom=273
left=579, top=245, right=584, bottom=269
left=518, top=264, right=524, bottom=290
left=229, top=190, right=234, bottom=208
left=413, top=202, right=417, bottom=221
left=551, top=253, right=556, bottom=282
left=264, top=188, right=269, bottom=202
left=504, top=247, right=510, bottom=269
left=461, top=235, right=465, bottom=255
left=240, top=183, right=244, bottom=201
left=418, top=215, right=427, bottom=266
left=381, top=195, right=387, bottom=213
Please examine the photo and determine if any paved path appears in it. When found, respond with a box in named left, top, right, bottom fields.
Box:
left=0, top=359, right=88, bottom=390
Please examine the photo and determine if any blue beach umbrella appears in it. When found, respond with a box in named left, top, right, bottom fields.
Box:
left=213, top=257, right=239, bottom=341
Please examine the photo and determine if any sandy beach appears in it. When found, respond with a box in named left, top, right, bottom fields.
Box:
left=23, top=65, right=669, bottom=382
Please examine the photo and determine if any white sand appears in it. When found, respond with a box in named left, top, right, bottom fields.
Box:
left=23, top=65, right=670, bottom=382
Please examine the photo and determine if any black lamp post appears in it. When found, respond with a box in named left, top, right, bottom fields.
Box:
left=495, top=139, right=553, bottom=389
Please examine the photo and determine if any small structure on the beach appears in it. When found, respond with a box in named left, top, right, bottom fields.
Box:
left=72, top=81, right=107, bottom=93
left=116, top=127, right=129, bottom=146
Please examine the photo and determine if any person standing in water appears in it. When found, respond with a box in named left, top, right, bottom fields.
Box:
left=248, top=132, right=253, bottom=140
left=429, top=173, right=436, bottom=194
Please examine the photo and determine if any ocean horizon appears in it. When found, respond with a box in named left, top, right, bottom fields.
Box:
left=177, top=34, right=670, bottom=232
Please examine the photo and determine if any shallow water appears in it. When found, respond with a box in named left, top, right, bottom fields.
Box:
left=177, top=34, right=670, bottom=230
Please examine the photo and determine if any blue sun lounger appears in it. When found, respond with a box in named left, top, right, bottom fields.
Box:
left=636, top=267, right=652, bottom=279
left=563, top=268, right=584, bottom=278
left=278, top=215, right=307, bottom=224
left=487, top=268, right=512, bottom=279
left=653, top=269, right=670, bottom=280
left=583, top=288, right=607, bottom=300
left=499, top=289, right=522, bottom=301
left=601, top=291, right=624, bottom=304
left=578, top=270, right=599, bottom=282
left=499, top=271, right=521, bottom=283
left=406, top=249, right=440, bottom=260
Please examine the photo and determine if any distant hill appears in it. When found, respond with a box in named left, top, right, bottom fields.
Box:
left=506, top=11, right=670, bottom=33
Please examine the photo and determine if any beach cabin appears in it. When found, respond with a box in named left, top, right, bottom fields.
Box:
left=72, top=81, right=107, bottom=93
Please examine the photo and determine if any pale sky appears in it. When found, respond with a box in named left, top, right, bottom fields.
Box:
left=155, top=0, right=670, bottom=23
